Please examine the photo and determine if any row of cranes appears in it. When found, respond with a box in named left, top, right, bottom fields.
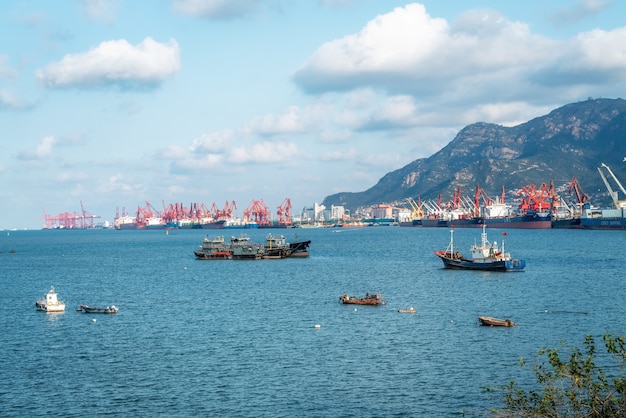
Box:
left=119, top=198, right=293, bottom=227
left=42, top=201, right=101, bottom=229
left=406, top=178, right=594, bottom=221
left=406, top=162, right=626, bottom=221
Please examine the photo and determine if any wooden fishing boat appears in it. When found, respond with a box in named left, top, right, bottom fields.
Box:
left=478, top=315, right=515, bottom=327
left=339, top=293, right=386, bottom=306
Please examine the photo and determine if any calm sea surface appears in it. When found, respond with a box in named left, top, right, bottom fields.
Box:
left=1, top=226, right=624, bottom=417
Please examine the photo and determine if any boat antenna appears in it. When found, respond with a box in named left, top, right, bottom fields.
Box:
left=501, top=231, right=507, bottom=254
left=449, top=225, right=455, bottom=255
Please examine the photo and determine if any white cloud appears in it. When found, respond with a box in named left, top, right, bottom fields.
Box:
left=0, top=90, right=28, bottom=110
left=81, top=0, right=118, bottom=24
left=172, top=0, right=265, bottom=19
left=18, top=135, right=56, bottom=160
left=228, top=141, right=301, bottom=164
left=244, top=106, right=306, bottom=135
left=35, top=37, right=180, bottom=89
left=293, top=2, right=626, bottom=108
left=190, top=130, right=234, bottom=153
left=0, top=55, right=18, bottom=79
left=551, top=0, right=614, bottom=24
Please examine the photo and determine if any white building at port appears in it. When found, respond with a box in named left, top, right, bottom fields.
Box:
left=301, top=203, right=347, bottom=223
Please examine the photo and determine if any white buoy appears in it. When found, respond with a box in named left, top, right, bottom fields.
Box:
left=354, top=308, right=357, bottom=312
left=314, top=324, right=321, bottom=329
left=92, top=318, right=97, bottom=323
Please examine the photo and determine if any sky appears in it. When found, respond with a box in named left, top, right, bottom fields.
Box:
left=2, top=0, right=626, bottom=229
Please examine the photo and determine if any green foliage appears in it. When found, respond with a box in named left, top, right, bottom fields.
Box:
left=487, top=334, right=626, bottom=417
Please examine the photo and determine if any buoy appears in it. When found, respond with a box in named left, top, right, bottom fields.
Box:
left=92, top=318, right=97, bottom=323
left=354, top=308, right=357, bottom=312
left=314, top=324, right=321, bottom=329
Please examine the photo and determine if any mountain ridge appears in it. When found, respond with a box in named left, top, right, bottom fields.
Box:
left=322, top=98, right=626, bottom=210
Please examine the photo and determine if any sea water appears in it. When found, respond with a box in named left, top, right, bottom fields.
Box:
left=1, top=227, right=624, bottom=417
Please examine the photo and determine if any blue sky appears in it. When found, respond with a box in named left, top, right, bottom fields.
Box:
left=2, top=0, right=626, bottom=229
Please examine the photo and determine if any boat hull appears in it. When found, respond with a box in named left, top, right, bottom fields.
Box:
left=412, top=214, right=551, bottom=229
left=77, top=304, right=118, bottom=314
left=435, top=253, right=525, bottom=272
left=580, top=217, right=626, bottom=229
left=339, top=293, right=386, bottom=305
left=551, top=218, right=583, bottom=229
left=199, top=220, right=226, bottom=229
left=478, top=316, right=515, bottom=327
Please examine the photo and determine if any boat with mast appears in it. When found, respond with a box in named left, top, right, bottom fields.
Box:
left=434, top=225, right=525, bottom=271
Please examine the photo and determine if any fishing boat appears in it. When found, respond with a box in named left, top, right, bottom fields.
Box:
left=339, top=293, right=386, bottom=305
left=434, top=225, right=525, bottom=271
left=77, top=304, right=118, bottom=314
left=35, top=286, right=66, bottom=313
left=478, top=315, right=515, bottom=327
left=194, top=235, right=232, bottom=260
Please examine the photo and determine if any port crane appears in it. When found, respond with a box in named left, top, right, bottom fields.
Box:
left=407, top=197, right=425, bottom=220
left=597, top=163, right=626, bottom=208
left=276, top=198, right=292, bottom=227
left=569, top=177, right=589, bottom=205
left=244, top=199, right=272, bottom=226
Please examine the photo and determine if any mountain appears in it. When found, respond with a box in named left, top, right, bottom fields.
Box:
left=322, top=98, right=626, bottom=210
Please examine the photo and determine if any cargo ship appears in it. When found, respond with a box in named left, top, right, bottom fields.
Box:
left=580, top=207, right=626, bottom=229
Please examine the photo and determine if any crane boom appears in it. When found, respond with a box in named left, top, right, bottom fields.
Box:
left=598, top=163, right=626, bottom=208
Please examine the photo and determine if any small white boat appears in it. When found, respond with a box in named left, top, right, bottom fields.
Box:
left=35, top=286, right=66, bottom=313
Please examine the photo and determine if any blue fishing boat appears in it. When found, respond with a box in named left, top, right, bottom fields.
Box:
left=434, top=225, right=525, bottom=272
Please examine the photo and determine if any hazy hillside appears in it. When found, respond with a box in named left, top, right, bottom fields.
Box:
left=322, top=98, right=626, bottom=210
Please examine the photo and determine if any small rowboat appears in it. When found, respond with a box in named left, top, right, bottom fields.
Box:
left=77, top=304, right=118, bottom=314
left=397, top=307, right=416, bottom=313
left=478, top=315, right=515, bottom=327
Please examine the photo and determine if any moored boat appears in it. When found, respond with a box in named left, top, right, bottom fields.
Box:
left=230, top=235, right=263, bottom=259
left=194, top=235, right=233, bottom=260
left=478, top=315, right=515, bottom=327
left=339, top=293, right=386, bottom=305
left=77, top=304, right=118, bottom=314
left=35, top=286, right=66, bottom=313
left=262, top=233, right=292, bottom=259
left=289, top=239, right=311, bottom=258
left=434, top=225, right=525, bottom=272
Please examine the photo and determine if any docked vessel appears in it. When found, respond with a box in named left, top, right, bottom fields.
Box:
left=230, top=235, right=264, bottom=260
left=578, top=163, right=626, bottom=229
left=193, top=234, right=311, bottom=260
left=199, top=219, right=226, bottom=229
left=35, top=286, right=66, bottom=313
left=580, top=207, right=626, bottom=229
left=288, top=239, right=311, bottom=258
left=223, top=218, right=259, bottom=229
left=434, top=225, right=525, bottom=272
left=261, top=234, right=292, bottom=259
left=339, top=293, right=386, bottom=305
left=77, top=304, right=118, bottom=314
left=194, top=235, right=233, bottom=260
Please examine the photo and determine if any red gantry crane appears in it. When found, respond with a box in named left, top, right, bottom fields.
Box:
left=244, top=199, right=272, bottom=226
left=277, top=198, right=292, bottom=227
